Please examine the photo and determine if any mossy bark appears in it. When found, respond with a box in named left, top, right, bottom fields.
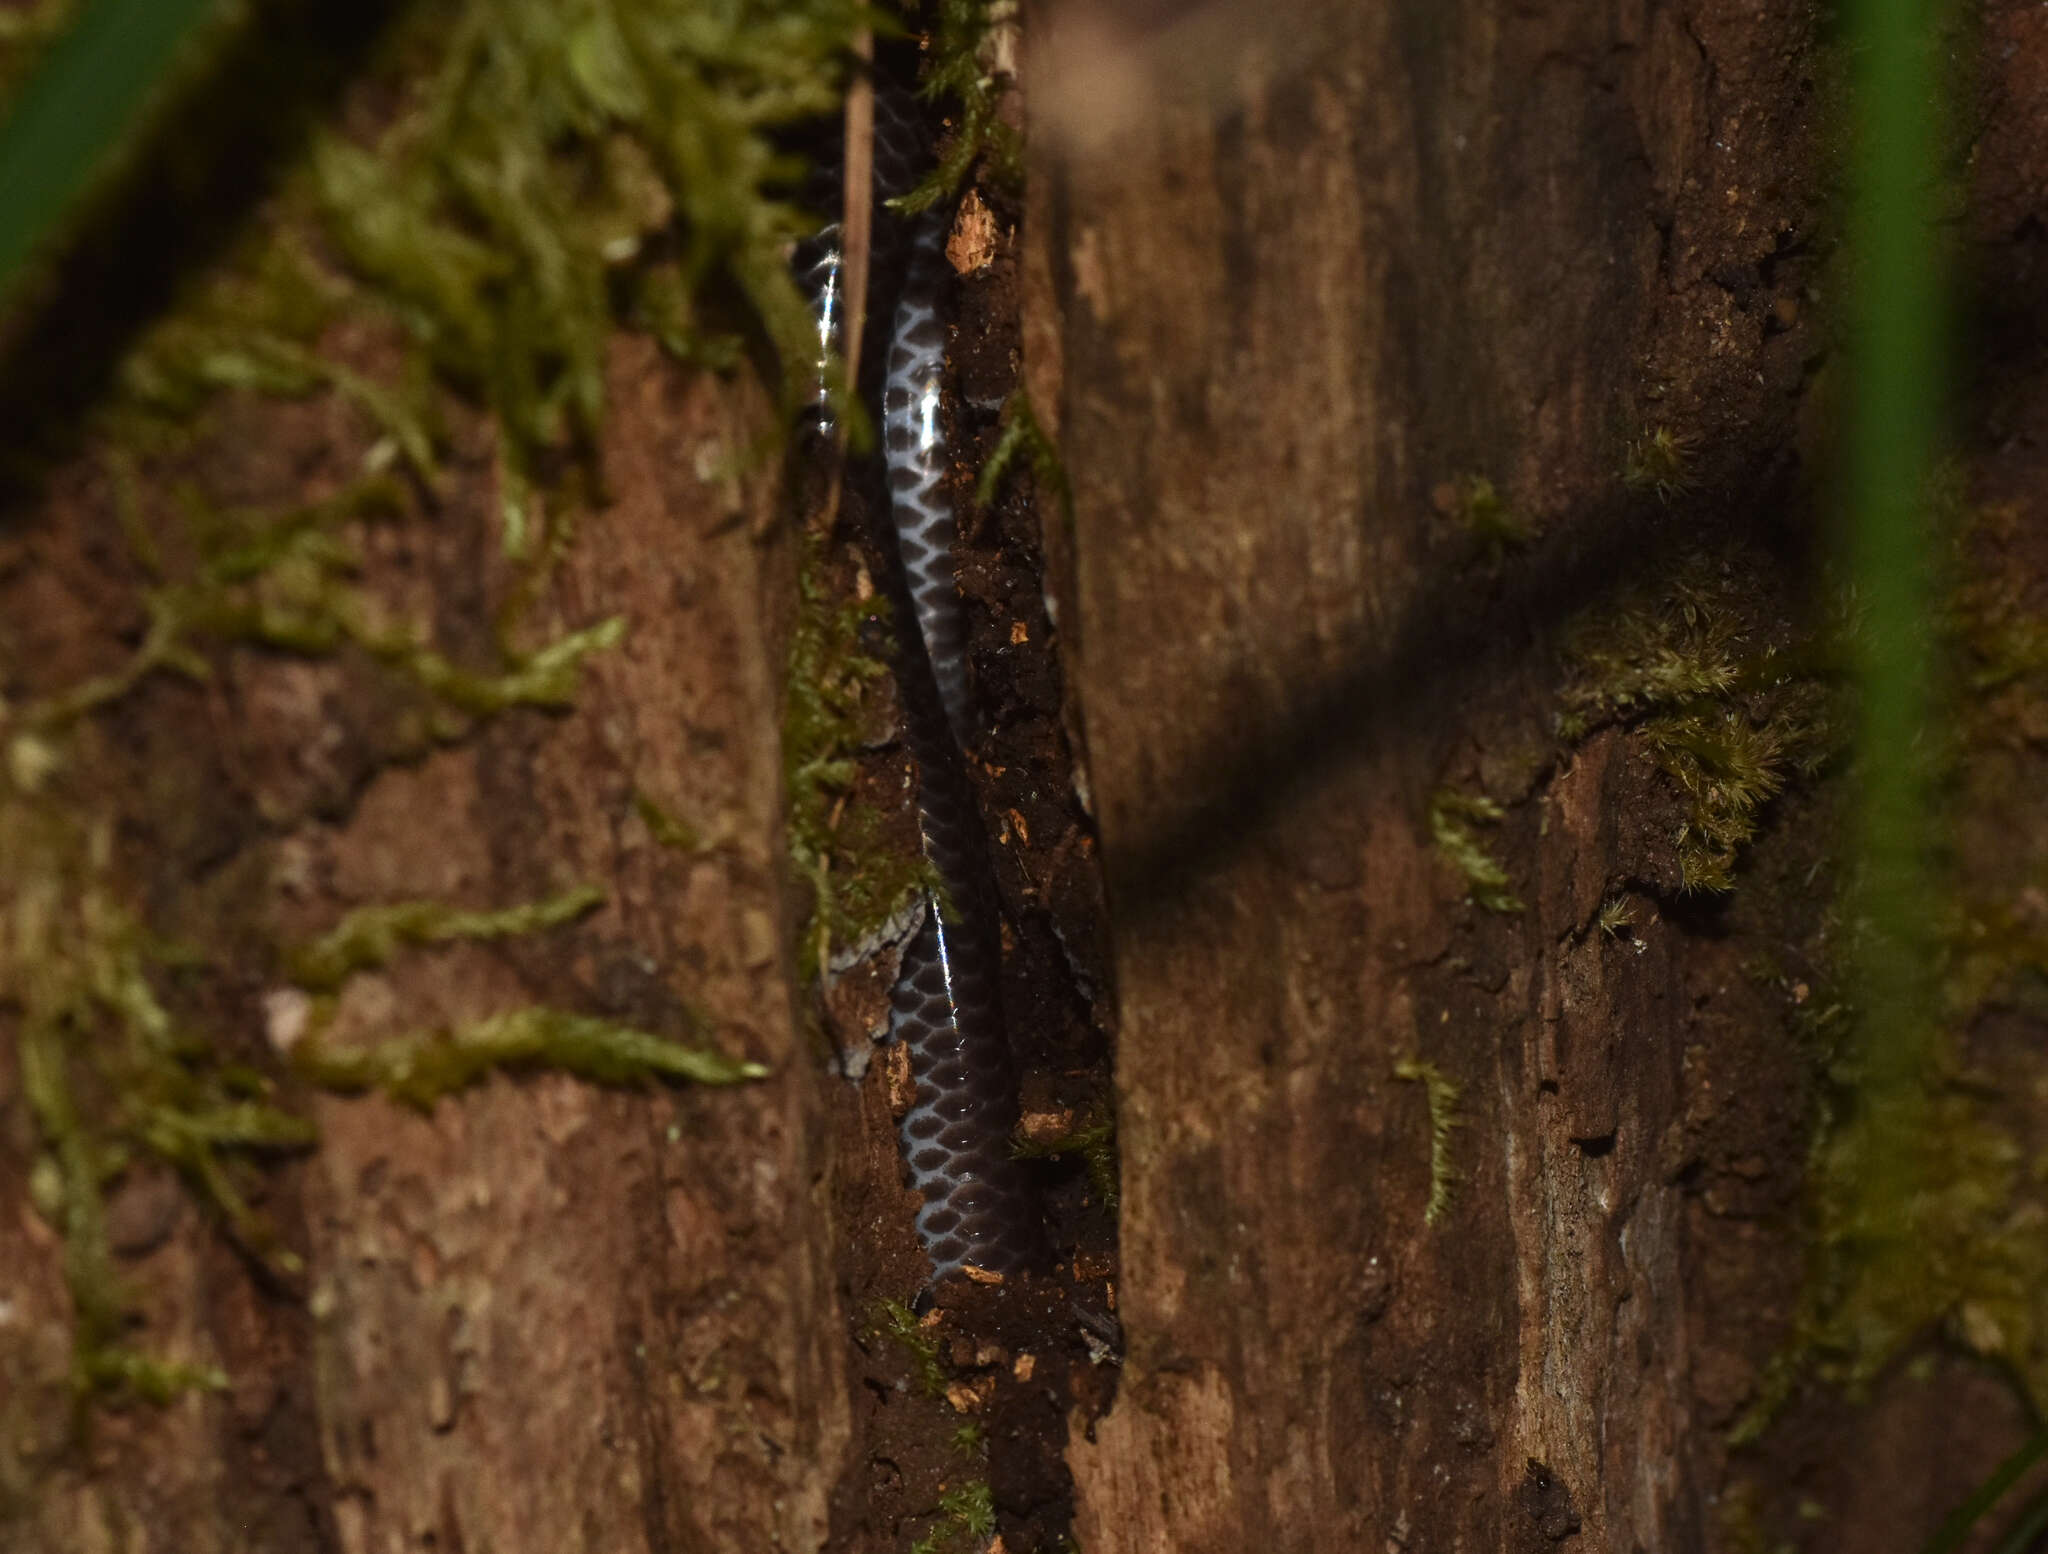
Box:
left=1026, top=1, right=2048, bottom=1550
left=0, top=328, right=848, bottom=1548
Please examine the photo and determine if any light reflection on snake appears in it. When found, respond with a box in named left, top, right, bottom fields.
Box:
left=798, top=81, right=1045, bottom=1285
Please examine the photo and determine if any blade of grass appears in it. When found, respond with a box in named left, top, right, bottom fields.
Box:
left=0, top=0, right=217, bottom=302
left=1841, top=0, right=1946, bottom=1213
left=1921, top=1425, right=2048, bottom=1554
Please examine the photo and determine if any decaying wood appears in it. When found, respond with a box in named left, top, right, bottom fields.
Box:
left=1026, top=1, right=1833, bottom=1549
left=0, top=337, right=846, bottom=1551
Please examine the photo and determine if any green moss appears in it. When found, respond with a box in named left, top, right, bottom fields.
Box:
left=977, top=388, right=1070, bottom=522
left=296, top=1007, right=763, bottom=1109
left=783, top=531, right=939, bottom=981
left=1427, top=787, right=1523, bottom=913
left=1013, top=1109, right=1119, bottom=1210
left=1735, top=526, right=2048, bottom=1447
left=1557, top=549, right=1836, bottom=893
left=309, top=0, right=864, bottom=498
left=868, top=1296, right=947, bottom=1399
left=909, top=1480, right=997, bottom=1554
left=77, top=1348, right=228, bottom=1406
left=85, top=475, right=625, bottom=732
left=3, top=809, right=315, bottom=1398
left=1621, top=425, right=1698, bottom=503
left=6, top=0, right=865, bottom=1423
left=632, top=789, right=702, bottom=850
left=1438, top=472, right=1538, bottom=554
left=1393, top=1057, right=1462, bottom=1228
left=1596, top=896, right=1636, bottom=937
left=287, top=885, right=605, bottom=992
left=891, top=0, right=1020, bottom=216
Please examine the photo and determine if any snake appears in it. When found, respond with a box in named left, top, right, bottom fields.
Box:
left=798, top=80, right=1046, bottom=1286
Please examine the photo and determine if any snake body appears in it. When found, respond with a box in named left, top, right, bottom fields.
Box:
left=802, top=84, right=1044, bottom=1285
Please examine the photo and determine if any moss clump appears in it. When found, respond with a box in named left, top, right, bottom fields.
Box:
left=1013, top=1108, right=1118, bottom=1210
left=909, top=1480, right=997, bottom=1554
left=1435, top=472, right=1538, bottom=555
left=1735, top=503, right=2048, bottom=1448
left=6, top=0, right=862, bottom=1420
left=976, top=389, right=1070, bottom=523
left=1427, top=787, right=1523, bottom=913
left=1557, top=549, right=1835, bottom=893
left=892, top=0, right=1020, bottom=216
left=288, top=885, right=605, bottom=992
left=3, top=809, right=315, bottom=1398
left=783, top=532, right=938, bottom=981
left=1621, top=425, right=1698, bottom=504
left=297, top=1007, right=762, bottom=1109
left=1393, top=1057, right=1462, bottom=1228
left=868, top=1297, right=947, bottom=1399
left=308, top=0, right=865, bottom=519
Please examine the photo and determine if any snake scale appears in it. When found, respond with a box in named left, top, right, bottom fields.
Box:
left=798, top=79, right=1046, bottom=1286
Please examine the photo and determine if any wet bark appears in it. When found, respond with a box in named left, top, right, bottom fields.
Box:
left=1026, top=1, right=2048, bottom=1551
left=0, top=338, right=848, bottom=1550
left=5, top=1, right=2048, bottom=1551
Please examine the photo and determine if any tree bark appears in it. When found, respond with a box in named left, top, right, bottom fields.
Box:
left=0, top=334, right=847, bottom=1549
left=1028, top=1, right=2048, bottom=1550
left=6, top=2, right=2048, bottom=1551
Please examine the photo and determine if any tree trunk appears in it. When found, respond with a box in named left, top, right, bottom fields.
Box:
left=5, top=2, right=2048, bottom=1552
left=1029, top=1, right=2048, bottom=1550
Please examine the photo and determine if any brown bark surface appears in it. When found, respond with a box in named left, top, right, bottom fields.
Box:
left=0, top=334, right=847, bottom=1550
left=6, top=2, right=2048, bottom=1550
left=1027, top=1, right=2048, bottom=1551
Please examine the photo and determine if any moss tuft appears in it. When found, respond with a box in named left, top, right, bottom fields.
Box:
left=783, top=532, right=939, bottom=981
left=1013, top=1108, right=1118, bottom=1210
left=1427, top=787, right=1523, bottom=913
left=288, top=886, right=605, bottom=992
left=910, top=1480, right=997, bottom=1554
left=632, top=789, right=701, bottom=851
left=1621, top=425, right=1697, bottom=504
left=1435, top=472, right=1538, bottom=555
left=976, top=389, right=1070, bottom=523
left=296, top=1007, right=763, bottom=1108
left=1393, top=1057, right=1462, bottom=1227
left=3, top=810, right=316, bottom=1396
left=1596, top=896, right=1636, bottom=938
left=868, top=1296, right=947, bottom=1399
left=1557, top=549, right=1836, bottom=893
left=891, top=0, right=1020, bottom=216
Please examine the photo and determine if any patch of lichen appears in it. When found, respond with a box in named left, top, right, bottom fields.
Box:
left=1557, top=548, right=1838, bottom=893
left=1427, top=787, right=1523, bottom=914
left=784, top=530, right=939, bottom=982
left=892, top=0, right=1020, bottom=216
